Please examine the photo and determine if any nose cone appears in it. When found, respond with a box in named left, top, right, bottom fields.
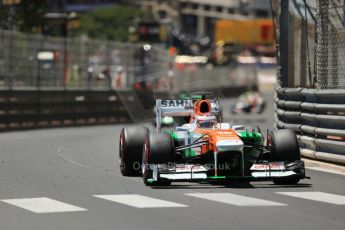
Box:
left=216, top=139, right=244, bottom=152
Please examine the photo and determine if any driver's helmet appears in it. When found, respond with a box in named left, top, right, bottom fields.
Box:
left=195, top=114, right=217, bottom=128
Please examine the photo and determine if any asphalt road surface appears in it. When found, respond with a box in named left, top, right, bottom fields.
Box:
left=0, top=97, right=344, bottom=230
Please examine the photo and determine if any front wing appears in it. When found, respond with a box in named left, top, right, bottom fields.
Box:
left=147, top=161, right=306, bottom=183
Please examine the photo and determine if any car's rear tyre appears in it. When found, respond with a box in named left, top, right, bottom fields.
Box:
left=119, top=126, right=148, bottom=176
left=142, top=132, right=174, bottom=186
left=270, top=129, right=301, bottom=185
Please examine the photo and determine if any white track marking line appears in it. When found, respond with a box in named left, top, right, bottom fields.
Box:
left=306, top=166, right=345, bottom=176
left=1, top=197, right=87, bottom=213
left=93, top=195, right=188, bottom=208
left=276, top=192, right=345, bottom=205
left=185, top=193, right=286, bottom=206
left=58, top=152, right=91, bottom=169
left=57, top=145, right=135, bottom=180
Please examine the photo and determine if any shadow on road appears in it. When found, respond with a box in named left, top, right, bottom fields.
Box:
left=149, top=182, right=312, bottom=190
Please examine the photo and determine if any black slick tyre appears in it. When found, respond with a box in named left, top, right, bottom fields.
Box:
left=119, top=126, right=148, bottom=176
left=270, top=129, right=301, bottom=185
left=142, top=132, right=174, bottom=186
left=270, top=129, right=301, bottom=162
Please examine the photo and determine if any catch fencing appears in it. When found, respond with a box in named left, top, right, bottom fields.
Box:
left=0, top=29, right=258, bottom=93
left=0, top=29, right=259, bottom=131
left=316, top=0, right=345, bottom=89
left=274, top=1, right=345, bottom=164
left=0, top=29, right=169, bottom=90
left=274, top=0, right=345, bottom=89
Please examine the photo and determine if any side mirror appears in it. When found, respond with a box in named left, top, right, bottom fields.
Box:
left=217, top=123, right=230, bottom=130
left=232, top=125, right=245, bottom=131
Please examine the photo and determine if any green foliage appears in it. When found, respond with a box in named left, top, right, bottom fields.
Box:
left=77, top=5, right=152, bottom=42
left=0, top=0, right=48, bottom=32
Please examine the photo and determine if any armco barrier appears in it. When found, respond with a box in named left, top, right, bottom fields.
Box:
left=275, top=87, right=345, bottom=165
left=0, top=89, right=169, bottom=131
left=0, top=85, right=250, bottom=131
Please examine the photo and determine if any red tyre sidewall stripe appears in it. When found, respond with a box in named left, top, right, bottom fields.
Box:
left=120, top=132, right=125, bottom=158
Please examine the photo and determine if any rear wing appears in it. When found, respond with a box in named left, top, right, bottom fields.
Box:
left=155, top=99, right=220, bottom=132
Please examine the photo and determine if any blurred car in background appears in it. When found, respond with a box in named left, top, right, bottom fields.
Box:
left=232, top=91, right=266, bottom=114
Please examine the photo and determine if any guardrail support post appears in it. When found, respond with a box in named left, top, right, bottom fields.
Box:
left=280, top=0, right=289, bottom=87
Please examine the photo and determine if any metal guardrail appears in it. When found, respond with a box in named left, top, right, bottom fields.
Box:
left=275, top=87, right=345, bottom=165
left=0, top=89, right=169, bottom=131
left=0, top=82, right=252, bottom=132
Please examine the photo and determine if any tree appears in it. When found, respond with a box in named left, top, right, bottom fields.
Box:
left=0, top=0, right=49, bottom=32
left=77, top=5, right=152, bottom=42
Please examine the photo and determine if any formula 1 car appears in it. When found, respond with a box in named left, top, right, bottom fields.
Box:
left=232, top=91, right=266, bottom=114
left=119, top=94, right=307, bottom=186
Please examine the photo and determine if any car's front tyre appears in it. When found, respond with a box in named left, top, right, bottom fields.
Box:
left=270, top=129, right=301, bottom=185
left=142, top=132, right=174, bottom=186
